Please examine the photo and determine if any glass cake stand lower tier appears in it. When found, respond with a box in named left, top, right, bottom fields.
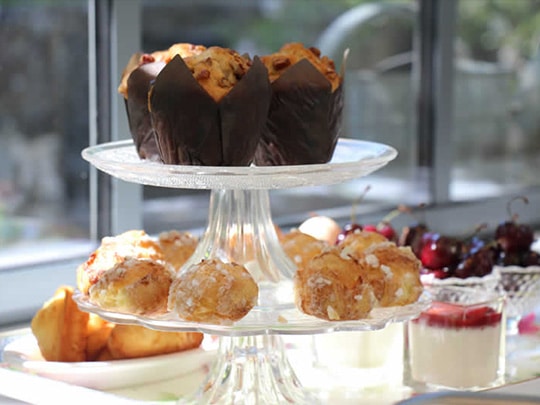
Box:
left=75, top=188, right=430, bottom=404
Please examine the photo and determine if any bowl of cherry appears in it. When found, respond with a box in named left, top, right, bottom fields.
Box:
left=398, top=197, right=540, bottom=336
left=398, top=222, right=501, bottom=291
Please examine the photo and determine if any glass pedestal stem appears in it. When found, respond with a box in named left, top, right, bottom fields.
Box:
left=181, top=188, right=296, bottom=309
left=178, top=335, right=318, bottom=405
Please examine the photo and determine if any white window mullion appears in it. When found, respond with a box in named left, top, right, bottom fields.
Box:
left=110, top=0, right=143, bottom=235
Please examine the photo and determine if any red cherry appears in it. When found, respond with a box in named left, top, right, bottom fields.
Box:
left=495, top=196, right=534, bottom=253
left=364, top=222, right=396, bottom=241
left=495, top=221, right=534, bottom=253
left=454, top=243, right=498, bottom=278
left=420, top=234, right=462, bottom=271
left=378, top=223, right=397, bottom=241
left=399, top=223, right=430, bottom=257
left=336, top=223, right=363, bottom=244
left=362, top=224, right=377, bottom=233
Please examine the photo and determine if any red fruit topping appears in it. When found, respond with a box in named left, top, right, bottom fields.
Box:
left=413, top=302, right=502, bottom=328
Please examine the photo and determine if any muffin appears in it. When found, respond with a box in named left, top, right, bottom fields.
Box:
left=118, top=43, right=207, bottom=159
left=149, top=46, right=271, bottom=166
left=255, top=43, right=344, bottom=165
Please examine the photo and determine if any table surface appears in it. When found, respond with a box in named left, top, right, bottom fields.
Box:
left=1, top=322, right=539, bottom=405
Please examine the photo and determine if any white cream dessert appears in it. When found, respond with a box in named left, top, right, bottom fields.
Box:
left=408, top=301, right=503, bottom=389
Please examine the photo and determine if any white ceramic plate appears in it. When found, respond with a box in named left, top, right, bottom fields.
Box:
left=3, top=334, right=216, bottom=390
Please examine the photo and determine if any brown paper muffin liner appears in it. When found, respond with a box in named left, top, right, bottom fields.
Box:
left=148, top=55, right=271, bottom=166
left=254, top=59, right=344, bottom=166
left=124, top=60, right=166, bottom=160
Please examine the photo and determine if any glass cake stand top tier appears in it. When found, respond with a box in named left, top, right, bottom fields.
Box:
left=81, top=138, right=398, bottom=190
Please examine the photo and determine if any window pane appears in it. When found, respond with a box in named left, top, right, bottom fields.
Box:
left=0, top=1, right=90, bottom=267
left=453, top=0, right=540, bottom=200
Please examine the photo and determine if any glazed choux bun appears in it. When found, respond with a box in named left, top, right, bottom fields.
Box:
left=158, top=230, right=198, bottom=271
left=294, top=249, right=375, bottom=321
left=338, top=229, right=388, bottom=254
left=168, top=259, right=258, bottom=325
left=339, top=238, right=423, bottom=307
left=88, top=258, right=174, bottom=316
left=281, top=230, right=328, bottom=269
left=77, top=230, right=163, bottom=295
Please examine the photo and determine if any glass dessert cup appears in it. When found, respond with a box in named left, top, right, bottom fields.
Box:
left=404, top=286, right=505, bottom=393
left=420, top=270, right=500, bottom=291
left=494, top=265, right=540, bottom=336
left=78, top=138, right=432, bottom=404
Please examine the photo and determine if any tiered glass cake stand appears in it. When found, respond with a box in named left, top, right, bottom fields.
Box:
left=77, top=138, right=430, bottom=404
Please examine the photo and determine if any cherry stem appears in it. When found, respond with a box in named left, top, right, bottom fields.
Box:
left=350, top=185, right=371, bottom=224
left=379, top=206, right=406, bottom=227
left=507, top=196, right=529, bottom=222
left=398, top=203, right=426, bottom=225
left=461, top=223, right=488, bottom=242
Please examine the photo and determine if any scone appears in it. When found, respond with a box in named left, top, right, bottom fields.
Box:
left=158, top=230, right=198, bottom=271
left=294, top=249, right=375, bottom=321
left=105, top=324, right=203, bottom=360
left=88, top=257, right=174, bottom=316
left=168, top=259, right=258, bottom=324
left=149, top=46, right=271, bottom=166
left=255, top=42, right=344, bottom=166
left=118, top=43, right=206, bottom=159
left=31, top=286, right=89, bottom=362
left=77, top=230, right=163, bottom=295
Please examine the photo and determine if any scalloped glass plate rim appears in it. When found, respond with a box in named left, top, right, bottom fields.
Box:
left=82, top=137, right=397, bottom=173
left=74, top=290, right=431, bottom=337
left=81, top=138, right=398, bottom=177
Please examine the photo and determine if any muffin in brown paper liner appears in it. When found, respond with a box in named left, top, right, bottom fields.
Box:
left=124, top=59, right=166, bottom=160
left=149, top=54, right=271, bottom=166
left=254, top=58, right=344, bottom=166
left=119, top=44, right=207, bottom=160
